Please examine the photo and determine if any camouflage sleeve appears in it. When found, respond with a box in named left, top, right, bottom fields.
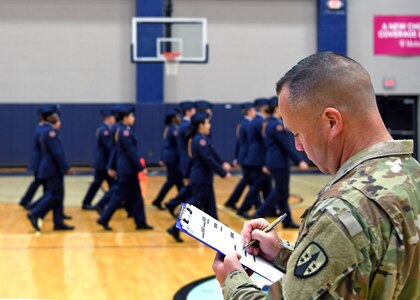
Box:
left=223, top=269, right=266, bottom=300
left=272, top=239, right=295, bottom=272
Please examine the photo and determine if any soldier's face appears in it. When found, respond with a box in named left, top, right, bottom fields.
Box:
left=279, top=87, right=331, bottom=174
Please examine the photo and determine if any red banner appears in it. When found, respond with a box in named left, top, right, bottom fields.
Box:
left=374, top=15, right=420, bottom=56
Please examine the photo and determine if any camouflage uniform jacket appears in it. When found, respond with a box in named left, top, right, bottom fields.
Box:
left=223, top=140, right=420, bottom=300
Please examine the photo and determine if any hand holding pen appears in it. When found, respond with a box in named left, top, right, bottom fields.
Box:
left=242, top=213, right=287, bottom=251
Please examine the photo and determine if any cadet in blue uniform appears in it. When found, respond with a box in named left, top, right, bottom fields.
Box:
left=19, top=105, right=54, bottom=209
left=224, top=102, right=256, bottom=210
left=81, top=109, right=116, bottom=210
left=236, top=98, right=271, bottom=218
left=92, top=106, right=121, bottom=213
left=167, top=112, right=231, bottom=242
left=164, top=101, right=196, bottom=216
left=251, top=98, right=308, bottom=227
left=97, top=105, right=153, bottom=231
left=27, top=110, right=74, bottom=231
left=152, top=109, right=183, bottom=210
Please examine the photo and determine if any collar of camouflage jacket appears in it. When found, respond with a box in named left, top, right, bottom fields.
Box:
left=320, top=140, right=414, bottom=194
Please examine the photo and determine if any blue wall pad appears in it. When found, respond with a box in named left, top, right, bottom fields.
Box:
left=0, top=103, right=243, bottom=167
left=317, top=0, right=347, bottom=55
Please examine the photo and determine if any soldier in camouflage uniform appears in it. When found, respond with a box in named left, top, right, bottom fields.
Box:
left=212, top=52, right=420, bottom=299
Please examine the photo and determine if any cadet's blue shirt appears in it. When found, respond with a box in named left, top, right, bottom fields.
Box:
left=177, top=117, right=191, bottom=176
left=106, top=123, right=119, bottom=171
left=116, top=124, right=144, bottom=176
left=38, top=123, right=70, bottom=179
left=161, top=123, right=179, bottom=165
left=243, top=114, right=266, bottom=167
left=28, top=123, right=45, bottom=172
left=92, top=123, right=113, bottom=170
left=234, top=117, right=252, bottom=165
left=189, top=133, right=227, bottom=184
left=264, top=116, right=302, bottom=169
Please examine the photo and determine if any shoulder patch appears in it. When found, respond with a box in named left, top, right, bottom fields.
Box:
left=199, top=138, right=207, bottom=147
left=276, top=124, right=284, bottom=131
left=103, top=130, right=110, bottom=136
left=294, top=242, right=328, bottom=278
left=173, top=130, right=178, bottom=136
left=49, top=130, right=56, bottom=138
left=123, top=129, right=130, bottom=137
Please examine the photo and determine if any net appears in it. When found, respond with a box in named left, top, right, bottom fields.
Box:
left=162, top=51, right=182, bottom=76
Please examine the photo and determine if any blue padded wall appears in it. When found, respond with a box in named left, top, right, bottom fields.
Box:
left=136, top=0, right=164, bottom=103
left=317, top=0, right=347, bottom=55
left=0, top=104, right=242, bottom=167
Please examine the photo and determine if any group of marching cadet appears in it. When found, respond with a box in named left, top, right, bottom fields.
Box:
left=20, top=98, right=308, bottom=241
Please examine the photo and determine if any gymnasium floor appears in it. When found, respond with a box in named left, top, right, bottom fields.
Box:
left=0, top=170, right=332, bottom=300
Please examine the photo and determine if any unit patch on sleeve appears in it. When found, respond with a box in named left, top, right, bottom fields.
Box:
left=294, top=242, right=328, bottom=278
left=49, top=131, right=56, bottom=138
left=199, top=138, right=207, bottom=146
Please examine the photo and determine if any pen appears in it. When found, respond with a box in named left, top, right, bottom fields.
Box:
left=242, top=213, right=287, bottom=251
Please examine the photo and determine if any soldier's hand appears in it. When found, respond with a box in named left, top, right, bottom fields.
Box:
left=107, top=169, right=117, bottom=178
left=183, top=178, right=190, bottom=185
left=222, top=162, right=231, bottom=172
left=241, top=218, right=282, bottom=263
left=299, top=161, right=309, bottom=170
left=66, top=168, right=74, bottom=175
left=158, top=161, right=165, bottom=167
left=141, top=169, right=148, bottom=175
left=225, top=172, right=232, bottom=179
left=262, top=166, right=271, bottom=175
left=212, top=252, right=243, bottom=287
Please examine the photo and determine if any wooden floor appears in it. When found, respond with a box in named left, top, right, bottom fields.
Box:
left=0, top=171, right=332, bottom=300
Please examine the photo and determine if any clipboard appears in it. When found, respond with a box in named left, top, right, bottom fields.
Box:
left=176, top=203, right=284, bottom=283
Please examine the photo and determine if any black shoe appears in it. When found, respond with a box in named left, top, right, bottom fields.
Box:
left=82, top=204, right=96, bottom=211
left=136, top=223, right=154, bottom=230
left=237, top=210, right=252, bottom=219
left=165, top=203, right=177, bottom=218
left=19, top=201, right=29, bottom=210
left=152, top=200, right=166, bottom=211
left=97, top=219, right=113, bottom=231
left=224, top=202, right=237, bottom=210
left=54, top=223, right=75, bottom=231
left=167, top=226, right=183, bottom=243
left=27, top=213, right=41, bottom=231
left=63, top=214, right=72, bottom=220
left=283, top=222, right=300, bottom=229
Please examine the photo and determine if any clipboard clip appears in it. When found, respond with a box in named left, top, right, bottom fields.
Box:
left=178, top=204, right=193, bottom=224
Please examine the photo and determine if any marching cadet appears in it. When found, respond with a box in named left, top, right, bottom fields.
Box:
left=97, top=105, right=153, bottom=231
left=164, top=101, right=196, bottom=216
left=19, top=105, right=52, bottom=209
left=224, top=102, right=256, bottom=210
left=250, top=97, right=308, bottom=227
left=92, top=106, right=121, bottom=213
left=27, top=108, right=74, bottom=231
left=151, top=108, right=183, bottom=210
left=81, top=109, right=116, bottom=210
left=236, top=98, right=271, bottom=218
left=167, top=112, right=231, bottom=242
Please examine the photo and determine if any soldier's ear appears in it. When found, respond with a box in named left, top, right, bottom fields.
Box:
left=321, top=107, right=342, bottom=139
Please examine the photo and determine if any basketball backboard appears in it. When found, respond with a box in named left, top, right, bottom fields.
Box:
left=131, top=17, right=208, bottom=63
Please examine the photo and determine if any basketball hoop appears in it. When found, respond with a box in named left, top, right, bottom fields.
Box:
left=162, top=51, right=182, bottom=76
